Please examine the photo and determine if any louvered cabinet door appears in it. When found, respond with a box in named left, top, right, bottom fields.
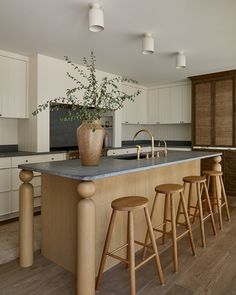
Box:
left=214, top=79, right=234, bottom=147
left=194, top=82, right=212, bottom=146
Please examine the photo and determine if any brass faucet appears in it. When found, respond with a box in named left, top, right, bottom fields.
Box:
left=136, top=145, right=141, bottom=160
left=133, top=129, right=155, bottom=159
left=158, top=139, right=168, bottom=157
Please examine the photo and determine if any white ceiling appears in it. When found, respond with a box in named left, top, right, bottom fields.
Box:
left=0, top=0, right=236, bottom=86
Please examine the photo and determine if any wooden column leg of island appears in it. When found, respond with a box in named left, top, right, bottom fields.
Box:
left=212, top=156, right=222, bottom=212
left=77, top=181, right=96, bottom=295
left=19, top=170, right=34, bottom=267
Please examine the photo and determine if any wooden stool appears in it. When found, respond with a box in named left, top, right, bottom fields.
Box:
left=177, top=176, right=216, bottom=248
left=142, top=184, right=196, bottom=273
left=96, top=196, right=164, bottom=295
left=203, top=170, right=230, bottom=229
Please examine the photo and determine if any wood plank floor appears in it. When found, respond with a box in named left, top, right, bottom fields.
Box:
left=1, top=202, right=236, bottom=295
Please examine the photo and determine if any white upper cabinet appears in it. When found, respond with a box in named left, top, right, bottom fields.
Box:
left=0, top=52, right=28, bottom=119
left=122, top=84, right=147, bottom=124
left=147, top=83, right=191, bottom=125
left=182, top=84, right=191, bottom=123
left=147, top=89, right=159, bottom=124
left=158, top=88, right=171, bottom=124
left=170, top=86, right=182, bottom=123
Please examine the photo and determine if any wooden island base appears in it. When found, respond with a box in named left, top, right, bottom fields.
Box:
left=41, top=160, right=200, bottom=274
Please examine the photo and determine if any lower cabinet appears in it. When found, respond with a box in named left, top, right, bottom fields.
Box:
left=0, top=153, right=66, bottom=218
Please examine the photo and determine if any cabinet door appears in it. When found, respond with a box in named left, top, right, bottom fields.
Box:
left=170, top=86, right=182, bottom=123
left=122, top=84, right=137, bottom=124
left=182, top=84, right=191, bottom=123
left=214, top=79, right=233, bottom=146
left=147, top=89, right=159, bottom=124
left=194, top=82, right=212, bottom=146
left=136, top=89, right=147, bottom=124
left=158, top=88, right=171, bottom=124
left=0, top=55, right=28, bottom=118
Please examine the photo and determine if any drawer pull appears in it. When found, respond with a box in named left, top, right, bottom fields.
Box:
left=51, top=158, right=54, bottom=160
left=25, top=160, right=28, bottom=163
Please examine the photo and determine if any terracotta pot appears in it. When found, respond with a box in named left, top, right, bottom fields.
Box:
left=77, top=120, right=105, bottom=166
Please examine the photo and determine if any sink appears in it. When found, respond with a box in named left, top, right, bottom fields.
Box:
left=115, top=154, right=150, bottom=160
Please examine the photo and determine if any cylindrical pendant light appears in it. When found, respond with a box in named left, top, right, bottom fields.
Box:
left=176, top=51, right=186, bottom=69
left=89, top=3, right=104, bottom=33
left=142, top=33, right=154, bottom=54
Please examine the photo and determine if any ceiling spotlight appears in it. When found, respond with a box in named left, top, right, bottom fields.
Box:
left=142, top=33, right=154, bottom=55
left=89, top=3, right=104, bottom=33
left=176, top=51, right=186, bottom=69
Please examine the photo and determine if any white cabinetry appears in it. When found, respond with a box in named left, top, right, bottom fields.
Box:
left=122, top=84, right=147, bottom=124
left=147, top=83, right=191, bottom=124
left=0, top=51, right=28, bottom=118
left=0, top=158, right=12, bottom=215
left=0, top=153, right=66, bottom=218
left=147, top=89, right=159, bottom=124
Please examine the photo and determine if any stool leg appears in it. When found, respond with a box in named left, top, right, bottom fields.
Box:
left=220, top=175, right=231, bottom=222
left=180, top=192, right=196, bottom=256
left=162, top=193, right=169, bottom=245
left=187, top=182, right=193, bottom=215
left=170, top=194, right=178, bottom=272
left=96, top=210, right=117, bottom=290
left=215, top=177, right=223, bottom=230
left=203, top=182, right=216, bottom=235
left=128, top=211, right=136, bottom=295
left=142, top=192, right=159, bottom=260
left=196, top=183, right=206, bottom=248
left=144, top=207, right=164, bottom=285
left=176, top=183, right=186, bottom=225
left=126, top=213, right=130, bottom=269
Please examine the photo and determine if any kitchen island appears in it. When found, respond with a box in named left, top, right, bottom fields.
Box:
left=18, top=150, right=222, bottom=295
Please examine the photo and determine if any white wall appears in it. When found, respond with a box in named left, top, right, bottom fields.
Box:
left=0, top=118, right=18, bottom=145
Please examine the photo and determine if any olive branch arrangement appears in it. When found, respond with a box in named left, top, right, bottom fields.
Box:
left=32, top=51, right=141, bottom=122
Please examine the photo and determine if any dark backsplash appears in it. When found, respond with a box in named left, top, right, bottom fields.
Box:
left=0, top=145, right=18, bottom=152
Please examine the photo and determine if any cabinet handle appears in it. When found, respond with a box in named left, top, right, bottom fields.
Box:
left=25, top=160, right=28, bottom=163
left=0, top=114, right=2, bottom=117
left=51, top=157, right=54, bottom=160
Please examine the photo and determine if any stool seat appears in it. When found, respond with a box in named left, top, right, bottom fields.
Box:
left=155, top=184, right=183, bottom=194
left=111, top=196, right=148, bottom=211
left=203, top=170, right=223, bottom=176
left=183, top=176, right=206, bottom=183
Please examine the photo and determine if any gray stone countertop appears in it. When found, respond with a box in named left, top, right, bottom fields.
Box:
left=0, top=151, right=66, bottom=158
left=18, top=151, right=222, bottom=181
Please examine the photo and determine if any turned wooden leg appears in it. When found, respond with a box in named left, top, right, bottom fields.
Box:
left=213, top=156, right=222, bottom=213
left=19, top=170, right=34, bottom=268
left=77, top=181, right=96, bottom=295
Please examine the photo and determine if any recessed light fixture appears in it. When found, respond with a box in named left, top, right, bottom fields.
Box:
left=89, top=3, right=104, bottom=33
left=176, top=51, right=186, bottom=69
left=142, top=33, right=154, bottom=55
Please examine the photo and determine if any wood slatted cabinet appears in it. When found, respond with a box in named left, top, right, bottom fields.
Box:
left=189, top=70, right=236, bottom=147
